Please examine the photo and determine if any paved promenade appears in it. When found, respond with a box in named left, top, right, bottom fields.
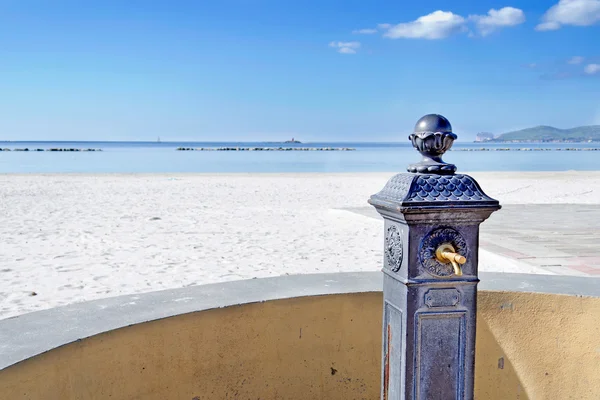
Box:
left=343, top=204, right=600, bottom=277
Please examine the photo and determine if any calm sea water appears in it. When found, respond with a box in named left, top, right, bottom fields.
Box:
left=0, top=141, right=599, bottom=173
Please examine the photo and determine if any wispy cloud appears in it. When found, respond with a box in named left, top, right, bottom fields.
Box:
left=469, top=7, right=526, bottom=36
left=328, top=41, right=361, bottom=54
left=528, top=56, right=600, bottom=79
left=540, top=71, right=574, bottom=80
left=584, top=63, right=600, bottom=74
left=338, top=46, right=357, bottom=54
left=568, top=56, right=585, bottom=64
left=536, top=0, right=600, bottom=31
left=352, top=28, right=378, bottom=34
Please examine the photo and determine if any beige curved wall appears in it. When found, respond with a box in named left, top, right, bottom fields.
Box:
left=0, top=291, right=599, bottom=400
left=476, top=291, right=600, bottom=400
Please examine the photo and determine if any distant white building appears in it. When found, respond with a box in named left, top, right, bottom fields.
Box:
left=475, top=132, right=494, bottom=142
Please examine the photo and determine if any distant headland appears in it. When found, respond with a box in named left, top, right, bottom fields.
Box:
left=475, top=125, right=600, bottom=143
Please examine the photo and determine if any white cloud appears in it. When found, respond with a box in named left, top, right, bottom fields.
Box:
left=584, top=63, right=600, bottom=74
left=469, top=7, right=526, bottom=36
left=352, top=28, right=378, bottom=34
left=536, top=21, right=561, bottom=30
left=338, top=47, right=357, bottom=54
left=568, top=56, right=585, bottom=64
left=536, top=0, right=600, bottom=31
left=329, top=41, right=360, bottom=54
left=382, top=10, right=467, bottom=39
left=379, top=8, right=524, bottom=40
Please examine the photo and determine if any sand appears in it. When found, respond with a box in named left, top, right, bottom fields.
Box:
left=1, top=171, right=599, bottom=320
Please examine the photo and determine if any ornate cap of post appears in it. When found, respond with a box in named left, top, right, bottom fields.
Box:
left=368, top=115, right=500, bottom=400
left=407, top=114, right=457, bottom=175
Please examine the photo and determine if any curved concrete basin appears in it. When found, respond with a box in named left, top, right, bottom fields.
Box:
left=1, top=272, right=599, bottom=399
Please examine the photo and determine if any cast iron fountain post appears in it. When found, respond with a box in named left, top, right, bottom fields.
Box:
left=368, top=114, right=501, bottom=399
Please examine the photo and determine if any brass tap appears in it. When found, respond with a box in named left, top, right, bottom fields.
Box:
left=435, top=243, right=466, bottom=276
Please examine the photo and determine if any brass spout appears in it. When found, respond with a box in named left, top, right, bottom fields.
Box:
left=435, top=243, right=467, bottom=276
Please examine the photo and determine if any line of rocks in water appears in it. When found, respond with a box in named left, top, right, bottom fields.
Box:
left=450, top=148, right=600, bottom=151
left=0, top=148, right=103, bottom=152
left=176, top=147, right=356, bottom=151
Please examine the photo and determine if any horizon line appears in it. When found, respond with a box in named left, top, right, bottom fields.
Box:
left=0, top=140, right=412, bottom=144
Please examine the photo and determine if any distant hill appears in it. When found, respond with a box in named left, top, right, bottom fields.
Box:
left=493, top=125, right=600, bottom=142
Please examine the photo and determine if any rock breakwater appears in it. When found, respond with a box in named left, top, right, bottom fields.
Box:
left=176, top=147, right=355, bottom=151
left=0, top=148, right=102, bottom=152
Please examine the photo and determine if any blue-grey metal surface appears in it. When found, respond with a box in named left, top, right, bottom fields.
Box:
left=370, top=174, right=499, bottom=208
left=407, top=114, right=458, bottom=175
left=370, top=114, right=501, bottom=400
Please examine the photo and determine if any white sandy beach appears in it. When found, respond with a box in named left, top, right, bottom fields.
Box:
left=1, top=171, right=599, bottom=319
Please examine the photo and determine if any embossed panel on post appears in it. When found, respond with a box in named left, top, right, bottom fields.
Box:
left=385, top=225, right=404, bottom=273
left=414, top=311, right=466, bottom=400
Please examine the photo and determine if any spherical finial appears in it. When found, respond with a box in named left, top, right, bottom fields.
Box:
left=414, top=114, right=453, bottom=134
left=407, top=114, right=457, bottom=175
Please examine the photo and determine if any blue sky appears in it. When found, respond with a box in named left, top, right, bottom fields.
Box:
left=0, top=0, right=599, bottom=142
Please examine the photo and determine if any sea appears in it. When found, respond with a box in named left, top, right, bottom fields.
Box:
left=0, top=141, right=599, bottom=173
